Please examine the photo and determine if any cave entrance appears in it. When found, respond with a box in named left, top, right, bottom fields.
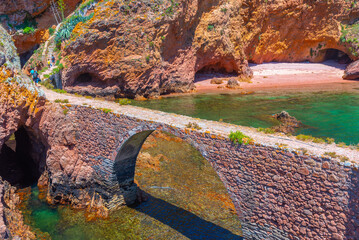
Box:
left=0, top=127, right=44, bottom=188
left=75, top=73, right=93, bottom=85
left=20, top=44, right=39, bottom=68
left=321, top=48, right=352, bottom=64
left=194, top=62, right=238, bottom=83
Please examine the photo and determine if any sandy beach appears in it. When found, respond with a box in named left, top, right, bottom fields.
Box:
left=194, top=61, right=359, bottom=94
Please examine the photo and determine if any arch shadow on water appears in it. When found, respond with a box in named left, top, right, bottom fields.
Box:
left=132, top=192, right=242, bottom=240
left=114, top=129, right=242, bottom=239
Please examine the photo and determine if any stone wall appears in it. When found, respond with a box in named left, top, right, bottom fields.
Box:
left=30, top=104, right=358, bottom=240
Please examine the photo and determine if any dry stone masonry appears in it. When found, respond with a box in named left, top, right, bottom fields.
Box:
left=27, top=104, right=358, bottom=240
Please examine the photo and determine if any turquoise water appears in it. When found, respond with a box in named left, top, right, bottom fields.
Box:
left=132, top=91, right=359, bottom=145
left=21, top=131, right=242, bottom=239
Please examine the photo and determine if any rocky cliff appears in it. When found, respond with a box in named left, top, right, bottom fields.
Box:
left=34, top=0, right=358, bottom=98
left=59, top=0, right=252, bottom=98
left=241, top=0, right=359, bottom=63
left=0, top=0, right=82, bottom=55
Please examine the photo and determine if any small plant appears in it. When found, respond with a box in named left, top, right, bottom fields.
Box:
left=58, top=0, right=66, bottom=20
left=297, top=148, right=308, bottom=155
left=98, top=108, right=112, bottom=114
left=23, top=27, right=35, bottom=34
left=54, top=99, right=69, bottom=103
left=220, top=8, right=227, bottom=13
left=336, top=142, right=346, bottom=147
left=257, top=127, right=275, bottom=134
left=185, top=122, right=202, bottom=130
left=145, top=55, right=150, bottom=63
left=55, top=13, right=94, bottom=44
left=40, top=79, right=55, bottom=89
left=115, top=98, right=131, bottom=105
left=53, top=89, right=67, bottom=94
left=49, top=27, right=55, bottom=35
left=324, top=152, right=337, bottom=158
left=63, top=109, right=69, bottom=115
left=229, top=131, right=253, bottom=145
left=207, top=24, right=214, bottom=31
left=296, top=134, right=333, bottom=144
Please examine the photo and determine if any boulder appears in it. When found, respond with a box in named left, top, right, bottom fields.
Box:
left=272, top=111, right=302, bottom=134
left=343, top=60, right=359, bottom=80
left=226, top=79, right=240, bottom=89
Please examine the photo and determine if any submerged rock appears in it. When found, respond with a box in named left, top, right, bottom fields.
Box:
left=343, top=60, right=359, bottom=80
left=272, top=111, right=302, bottom=134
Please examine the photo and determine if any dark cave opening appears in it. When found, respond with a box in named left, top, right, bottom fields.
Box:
left=194, top=62, right=238, bottom=82
left=0, top=127, right=44, bottom=188
left=20, top=44, right=40, bottom=68
left=75, top=73, right=93, bottom=85
left=321, top=48, right=352, bottom=64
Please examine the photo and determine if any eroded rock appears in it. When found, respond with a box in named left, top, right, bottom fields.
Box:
left=272, top=111, right=302, bottom=134
left=343, top=60, right=359, bottom=80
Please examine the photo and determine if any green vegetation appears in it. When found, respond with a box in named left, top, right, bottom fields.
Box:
left=164, top=0, right=179, bottom=16
left=229, top=131, right=253, bottom=145
left=324, top=152, right=337, bottom=158
left=55, top=13, right=94, bottom=45
left=323, top=152, right=350, bottom=162
left=49, top=27, right=55, bottom=36
left=340, top=22, right=359, bottom=56
left=185, top=122, right=202, bottom=130
left=15, top=17, right=37, bottom=32
left=296, top=134, right=334, bottom=144
left=78, top=0, right=95, bottom=12
left=207, top=24, right=214, bottom=31
left=40, top=79, right=55, bottom=90
left=63, top=109, right=69, bottom=115
left=23, top=27, right=35, bottom=34
left=54, top=99, right=69, bottom=103
left=257, top=127, right=275, bottom=134
left=220, top=8, right=227, bottom=13
left=98, top=108, right=112, bottom=114
left=115, top=98, right=131, bottom=105
left=58, top=0, right=66, bottom=20
left=53, top=89, right=67, bottom=94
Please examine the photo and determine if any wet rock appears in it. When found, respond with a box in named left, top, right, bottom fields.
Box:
left=343, top=60, right=359, bottom=80
left=271, top=111, right=302, bottom=134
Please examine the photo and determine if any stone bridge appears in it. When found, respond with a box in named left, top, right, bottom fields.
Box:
left=2, top=89, right=359, bottom=240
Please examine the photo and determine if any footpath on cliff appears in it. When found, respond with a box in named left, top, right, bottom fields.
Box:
left=39, top=86, right=359, bottom=163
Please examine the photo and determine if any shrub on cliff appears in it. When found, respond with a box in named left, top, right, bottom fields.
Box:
left=23, top=27, right=35, bottom=34
left=229, top=131, right=253, bottom=145
left=55, top=13, right=94, bottom=45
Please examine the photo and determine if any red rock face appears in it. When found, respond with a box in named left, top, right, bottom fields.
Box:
left=61, top=0, right=252, bottom=98
left=241, top=0, right=359, bottom=63
left=0, top=0, right=81, bottom=54
left=343, top=60, right=359, bottom=79
left=58, top=0, right=359, bottom=97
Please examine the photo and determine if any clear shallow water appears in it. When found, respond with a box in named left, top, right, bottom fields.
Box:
left=132, top=91, right=359, bottom=145
left=20, top=132, right=242, bottom=239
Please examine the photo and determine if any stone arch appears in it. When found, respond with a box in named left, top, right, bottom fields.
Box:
left=112, top=125, right=237, bottom=214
